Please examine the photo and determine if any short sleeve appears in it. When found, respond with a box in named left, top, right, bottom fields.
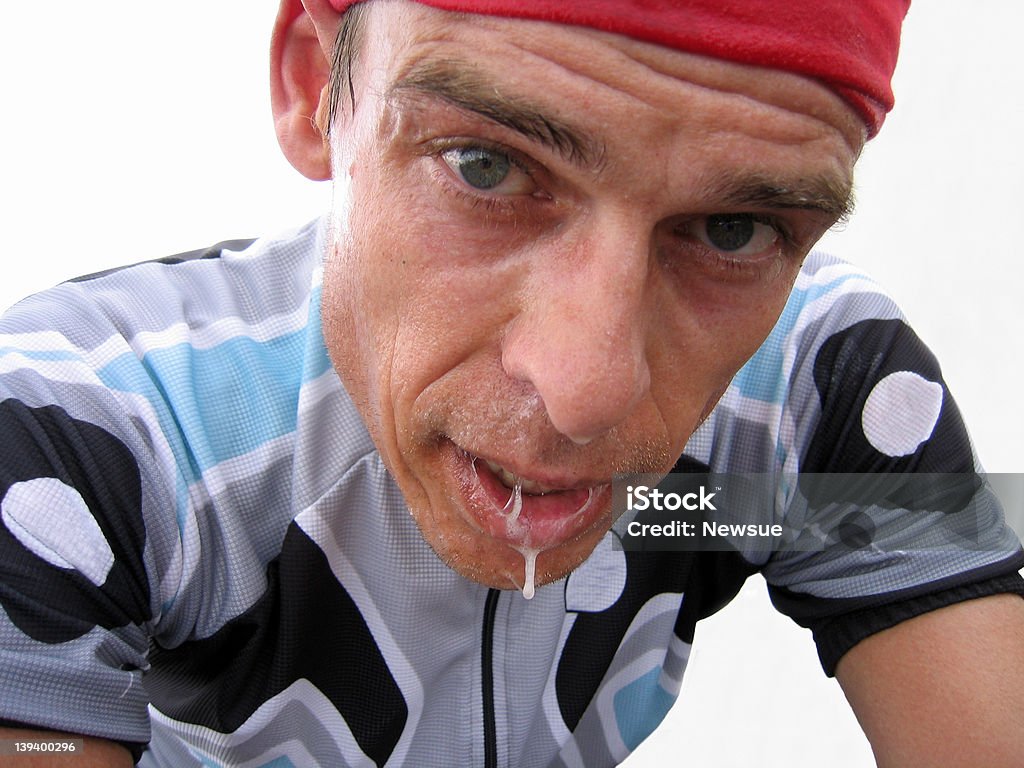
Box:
left=751, top=253, right=1024, bottom=673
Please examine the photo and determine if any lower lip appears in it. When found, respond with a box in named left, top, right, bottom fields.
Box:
left=443, top=442, right=611, bottom=550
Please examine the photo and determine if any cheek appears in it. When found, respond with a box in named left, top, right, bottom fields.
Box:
left=650, top=261, right=800, bottom=420
left=320, top=173, right=423, bottom=435
left=320, top=187, right=509, bottom=445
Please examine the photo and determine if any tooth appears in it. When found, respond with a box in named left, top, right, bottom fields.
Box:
left=519, top=477, right=549, bottom=494
left=484, top=458, right=562, bottom=495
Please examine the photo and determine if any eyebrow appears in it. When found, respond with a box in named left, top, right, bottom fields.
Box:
left=705, top=172, right=855, bottom=222
left=387, top=59, right=605, bottom=168
left=388, top=59, right=854, bottom=222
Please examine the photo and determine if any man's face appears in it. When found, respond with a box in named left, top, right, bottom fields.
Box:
left=320, top=1, right=862, bottom=591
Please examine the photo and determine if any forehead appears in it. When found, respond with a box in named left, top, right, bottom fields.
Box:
left=356, top=1, right=866, bottom=151
left=347, top=1, right=863, bottom=217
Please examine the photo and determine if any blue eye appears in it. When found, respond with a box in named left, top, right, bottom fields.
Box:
left=705, top=214, right=756, bottom=251
left=682, top=213, right=781, bottom=256
left=443, top=147, right=512, bottom=190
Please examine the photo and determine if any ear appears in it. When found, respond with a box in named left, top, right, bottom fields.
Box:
left=271, top=0, right=342, bottom=180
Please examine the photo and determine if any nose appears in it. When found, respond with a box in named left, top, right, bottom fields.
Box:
left=501, top=215, right=652, bottom=444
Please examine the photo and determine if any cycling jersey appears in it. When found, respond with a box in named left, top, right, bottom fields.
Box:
left=1, top=219, right=1021, bottom=766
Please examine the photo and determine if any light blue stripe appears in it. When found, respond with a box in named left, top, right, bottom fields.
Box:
left=97, top=350, right=197, bottom=533
left=96, top=289, right=330, bottom=560
left=191, top=752, right=294, bottom=767
left=138, top=330, right=306, bottom=471
left=257, top=758, right=296, bottom=768
left=302, top=288, right=332, bottom=383
left=732, top=272, right=866, bottom=404
left=613, top=667, right=677, bottom=753
left=192, top=754, right=223, bottom=768
left=98, top=291, right=329, bottom=476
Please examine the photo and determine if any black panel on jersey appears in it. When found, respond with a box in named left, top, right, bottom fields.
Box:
left=146, top=523, right=407, bottom=768
left=674, top=548, right=759, bottom=645
left=0, top=400, right=150, bottom=643
left=555, top=550, right=695, bottom=732
left=554, top=547, right=757, bottom=731
left=801, top=318, right=977, bottom=512
left=555, top=456, right=757, bottom=731
left=67, top=238, right=256, bottom=284
left=665, top=456, right=757, bottom=646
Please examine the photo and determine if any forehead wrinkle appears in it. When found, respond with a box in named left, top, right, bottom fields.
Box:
left=501, top=31, right=862, bottom=153
left=386, top=57, right=606, bottom=169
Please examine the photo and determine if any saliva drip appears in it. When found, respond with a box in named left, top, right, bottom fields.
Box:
left=502, top=483, right=537, bottom=599
left=519, top=548, right=538, bottom=600
left=489, top=468, right=593, bottom=601
left=502, top=479, right=523, bottom=523
left=492, top=474, right=535, bottom=599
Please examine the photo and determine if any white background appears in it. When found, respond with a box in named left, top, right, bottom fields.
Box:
left=1, top=2, right=1021, bottom=766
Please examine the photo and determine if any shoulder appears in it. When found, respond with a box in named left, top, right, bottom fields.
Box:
left=688, top=251, right=906, bottom=474
left=1, top=219, right=324, bottom=343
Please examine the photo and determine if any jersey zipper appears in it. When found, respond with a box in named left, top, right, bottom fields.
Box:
left=481, top=588, right=501, bottom=768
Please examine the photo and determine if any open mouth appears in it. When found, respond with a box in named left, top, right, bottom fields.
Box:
left=445, top=441, right=611, bottom=551
left=476, top=456, right=597, bottom=525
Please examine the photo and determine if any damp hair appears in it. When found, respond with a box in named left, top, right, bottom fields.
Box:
left=326, top=2, right=373, bottom=130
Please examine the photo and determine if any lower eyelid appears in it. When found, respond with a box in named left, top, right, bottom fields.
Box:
left=693, top=245, right=788, bottom=282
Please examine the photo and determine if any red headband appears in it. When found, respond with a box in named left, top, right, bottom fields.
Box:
left=326, top=0, right=910, bottom=137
